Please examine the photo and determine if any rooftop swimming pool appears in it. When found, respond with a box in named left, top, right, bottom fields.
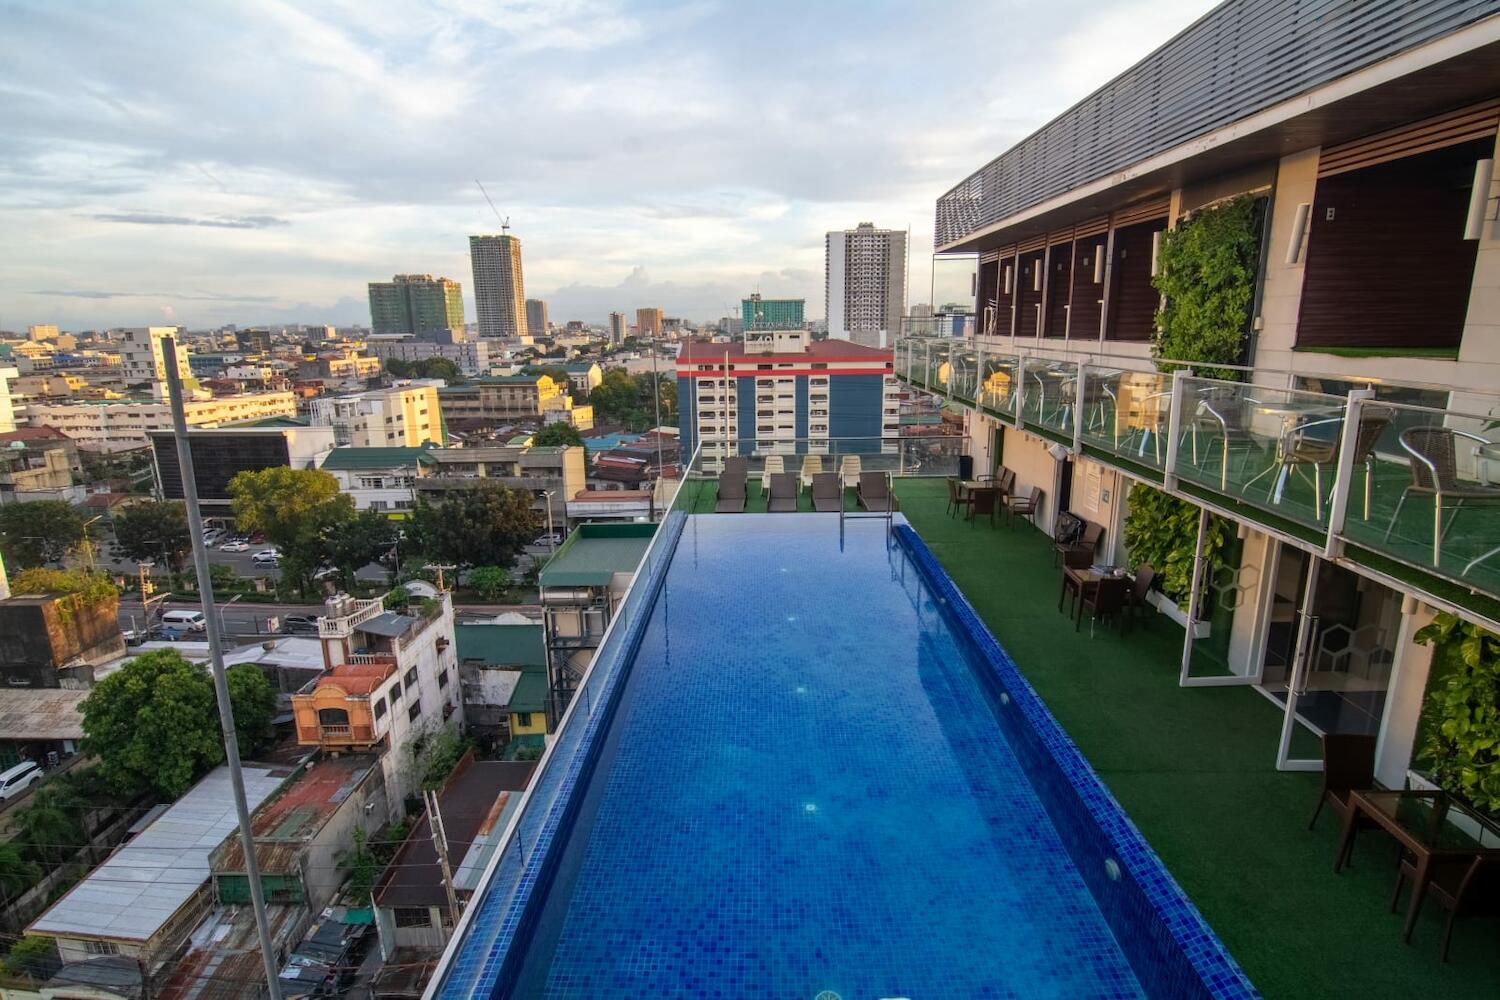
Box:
left=434, top=513, right=1256, bottom=1000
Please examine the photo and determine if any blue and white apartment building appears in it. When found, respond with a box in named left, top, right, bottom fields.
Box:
left=675, top=329, right=901, bottom=455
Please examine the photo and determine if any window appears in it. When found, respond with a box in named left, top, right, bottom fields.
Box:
left=404, top=668, right=418, bottom=690
left=408, top=700, right=422, bottom=721
left=373, top=698, right=387, bottom=720
left=438, top=669, right=449, bottom=689
left=394, top=907, right=432, bottom=928
left=390, top=684, right=402, bottom=703
left=85, top=941, right=120, bottom=956
left=516, top=712, right=533, bottom=728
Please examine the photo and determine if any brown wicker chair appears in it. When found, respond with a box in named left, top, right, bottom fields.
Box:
left=1054, top=521, right=1103, bottom=566
left=969, top=487, right=1001, bottom=526
left=946, top=477, right=972, bottom=518
left=1389, top=853, right=1500, bottom=960
left=1005, top=486, right=1042, bottom=529
left=1307, top=733, right=1376, bottom=832
left=1078, top=576, right=1128, bottom=635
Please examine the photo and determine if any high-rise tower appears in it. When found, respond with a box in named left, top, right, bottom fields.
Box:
left=470, top=233, right=527, bottom=339
left=825, top=223, right=908, bottom=349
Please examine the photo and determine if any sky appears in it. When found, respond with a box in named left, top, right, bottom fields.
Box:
left=0, top=0, right=1219, bottom=330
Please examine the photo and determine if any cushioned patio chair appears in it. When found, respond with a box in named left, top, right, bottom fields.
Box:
left=811, top=473, right=843, bottom=513
left=857, top=472, right=894, bottom=511
left=767, top=472, right=799, bottom=512
left=714, top=472, right=746, bottom=514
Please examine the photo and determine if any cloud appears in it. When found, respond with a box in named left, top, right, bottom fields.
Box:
left=31, top=289, right=278, bottom=303
left=90, top=212, right=289, bottom=229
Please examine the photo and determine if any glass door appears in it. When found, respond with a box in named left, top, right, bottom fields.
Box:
left=1274, top=552, right=1399, bottom=770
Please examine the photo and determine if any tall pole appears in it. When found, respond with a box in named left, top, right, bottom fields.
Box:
left=651, top=335, right=665, bottom=476
left=162, top=338, right=284, bottom=1000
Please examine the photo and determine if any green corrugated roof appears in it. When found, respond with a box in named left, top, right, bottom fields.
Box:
left=246, top=416, right=309, bottom=428
left=455, top=622, right=545, bottom=669
left=507, top=672, right=550, bottom=713
left=538, top=523, right=656, bottom=588
left=320, top=445, right=436, bottom=470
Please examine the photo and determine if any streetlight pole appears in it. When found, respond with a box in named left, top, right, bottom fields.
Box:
left=161, top=337, right=283, bottom=1000
left=541, top=490, right=557, bottom=554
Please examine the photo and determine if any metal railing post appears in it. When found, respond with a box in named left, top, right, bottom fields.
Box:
left=1178, top=506, right=1209, bottom=686
left=1323, top=389, right=1372, bottom=558
left=1015, top=353, right=1027, bottom=426
left=1164, top=369, right=1187, bottom=489
left=924, top=342, right=932, bottom=390
left=1072, top=360, right=1086, bottom=455
left=975, top=341, right=985, bottom=410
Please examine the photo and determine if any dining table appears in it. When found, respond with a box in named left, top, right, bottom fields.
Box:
left=1243, top=397, right=1344, bottom=503
left=959, top=481, right=1000, bottom=523
left=1333, top=788, right=1500, bottom=941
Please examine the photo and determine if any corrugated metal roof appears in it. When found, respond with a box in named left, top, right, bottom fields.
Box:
left=30, top=765, right=287, bottom=943
left=538, top=523, right=655, bottom=588
left=319, top=445, right=435, bottom=470
left=455, top=622, right=545, bottom=668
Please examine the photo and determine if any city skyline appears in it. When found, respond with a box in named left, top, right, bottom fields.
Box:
left=0, top=0, right=1217, bottom=330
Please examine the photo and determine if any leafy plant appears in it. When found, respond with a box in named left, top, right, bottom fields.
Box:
left=0, top=842, right=42, bottom=898
left=409, top=723, right=472, bottom=791
left=531, top=422, right=584, bottom=447
left=466, top=565, right=513, bottom=602
left=0, top=500, right=88, bottom=568
left=1121, top=483, right=1230, bottom=609
left=1151, top=195, right=1263, bottom=379
left=10, top=783, right=85, bottom=867
left=111, top=500, right=193, bottom=572
left=9, top=568, right=117, bottom=626
left=230, top=466, right=354, bottom=594
left=1414, top=613, right=1500, bottom=816
left=408, top=481, right=539, bottom=568
left=3, top=935, right=59, bottom=980
left=338, top=826, right=381, bottom=906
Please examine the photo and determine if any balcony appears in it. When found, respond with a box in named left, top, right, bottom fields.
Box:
left=896, top=333, right=1500, bottom=626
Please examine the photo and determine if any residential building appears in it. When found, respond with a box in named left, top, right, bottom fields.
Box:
left=369, top=336, right=490, bottom=374
left=235, top=327, right=273, bottom=355
left=525, top=298, right=549, bottom=335
left=26, top=324, right=60, bottom=342
left=435, top=374, right=562, bottom=427
left=24, top=391, right=298, bottom=450
left=28, top=764, right=287, bottom=972
left=825, top=223, right=908, bottom=348
left=298, top=350, right=383, bottom=384
left=119, top=326, right=193, bottom=387
left=308, top=383, right=445, bottom=448
left=210, top=753, right=388, bottom=911
left=636, top=307, right=664, bottom=338
left=587, top=434, right=681, bottom=491
left=372, top=754, right=536, bottom=958
left=368, top=274, right=466, bottom=337
left=0, top=426, right=83, bottom=504
left=416, top=444, right=585, bottom=529
left=565, top=488, right=654, bottom=523
left=469, top=234, right=527, bottom=339
left=542, top=395, right=594, bottom=431
left=319, top=444, right=436, bottom=514
left=608, top=311, right=628, bottom=343
left=675, top=331, right=899, bottom=455
left=149, top=423, right=337, bottom=517
left=560, top=361, right=602, bottom=394
left=292, top=591, right=463, bottom=815
left=538, top=523, right=654, bottom=726
left=0, top=687, right=86, bottom=767
left=741, top=294, right=805, bottom=331
left=454, top=615, right=546, bottom=740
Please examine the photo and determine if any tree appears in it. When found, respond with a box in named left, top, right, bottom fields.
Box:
left=3, top=936, right=59, bottom=980
left=531, top=422, right=583, bottom=447
left=111, top=500, right=192, bottom=571
left=325, top=509, right=400, bottom=587
left=0, top=843, right=41, bottom=899
left=409, top=482, right=539, bottom=568
left=226, top=663, right=277, bottom=756
left=408, top=722, right=471, bottom=791
left=0, top=501, right=86, bottom=568
left=229, top=467, right=353, bottom=592
left=10, top=783, right=84, bottom=867
left=80, top=649, right=225, bottom=800
left=416, top=357, right=462, bottom=382
left=384, top=357, right=413, bottom=378
left=466, top=565, right=513, bottom=601
left=339, top=826, right=381, bottom=905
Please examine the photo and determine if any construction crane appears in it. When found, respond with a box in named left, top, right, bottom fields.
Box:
left=475, top=179, right=509, bottom=232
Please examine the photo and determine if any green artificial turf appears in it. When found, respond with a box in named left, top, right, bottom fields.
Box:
left=881, top=477, right=1500, bottom=1000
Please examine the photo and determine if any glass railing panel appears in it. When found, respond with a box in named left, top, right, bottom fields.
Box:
left=929, top=340, right=952, bottom=392
left=1022, top=360, right=1077, bottom=438
left=1339, top=400, right=1500, bottom=595
left=1076, top=368, right=1172, bottom=471
left=950, top=349, right=978, bottom=402
left=1173, top=377, right=1348, bottom=532
left=977, top=351, right=1017, bottom=417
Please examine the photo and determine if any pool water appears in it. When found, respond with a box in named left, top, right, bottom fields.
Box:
left=509, top=514, right=1145, bottom=999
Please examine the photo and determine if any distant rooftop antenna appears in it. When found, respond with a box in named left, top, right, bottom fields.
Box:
left=475, top=180, right=510, bottom=231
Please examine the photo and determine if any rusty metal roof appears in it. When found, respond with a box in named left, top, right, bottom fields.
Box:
left=212, top=754, right=379, bottom=876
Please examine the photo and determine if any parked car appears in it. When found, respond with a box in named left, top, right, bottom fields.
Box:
left=252, top=549, right=280, bottom=566
left=531, top=532, right=563, bottom=547
left=220, top=540, right=251, bottom=552
left=0, top=761, right=43, bottom=802
left=280, top=615, right=319, bottom=635
left=122, top=627, right=148, bottom=646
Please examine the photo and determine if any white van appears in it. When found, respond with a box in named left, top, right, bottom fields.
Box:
left=0, top=761, right=42, bottom=802
left=160, top=609, right=208, bottom=633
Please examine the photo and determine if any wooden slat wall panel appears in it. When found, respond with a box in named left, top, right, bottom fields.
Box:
left=1044, top=243, right=1073, bottom=338
left=1016, top=251, right=1046, bottom=337
left=1318, top=100, right=1500, bottom=176
left=934, top=0, right=1500, bottom=247
left=1018, top=234, right=1048, bottom=254
left=1074, top=215, right=1110, bottom=238
left=994, top=255, right=1017, bottom=335
left=1298, top=138, right=1486, bottom=350
left=1105, top=219, right=1165, bottom=342
left=1111, top=197, right=1172, bottom=229
left=977, top=259, right=1001, bottom=335
left=1069, top=235, right=1109, bottom=340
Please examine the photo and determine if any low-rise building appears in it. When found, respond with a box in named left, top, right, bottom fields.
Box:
left=24, top=392, right=298, bottom=450
left=28, top=764, right=288, bottom=973
left=371, top=754, right=535, bottom=958
left=565, top=488, right=655, bottom=523
left=368, top=337, right=490, bottom=375
left=298, top=351, right=383, bottom=384
left=308, top=383, right=445, bottom=448
left=417, top=444, right=585, bottom=529
left=454, top=614, right=546, bottom=741
left=291, top=592, right=462, bottom=815
left=319, top=444, right=436, bottom=514
left=149, top=422, right=337, bottom=519
left=436, top=374, right=562, bottom=428
left=0, top=426, right=83, bottom=504
left=0, top=686, right=86, bottom=768
left=0, top=586, right=125, bottom=688
left=559, top=361, right=602, bottom=394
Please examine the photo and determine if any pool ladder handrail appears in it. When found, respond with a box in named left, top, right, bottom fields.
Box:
left=838, top=471, right=897, bottom=538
